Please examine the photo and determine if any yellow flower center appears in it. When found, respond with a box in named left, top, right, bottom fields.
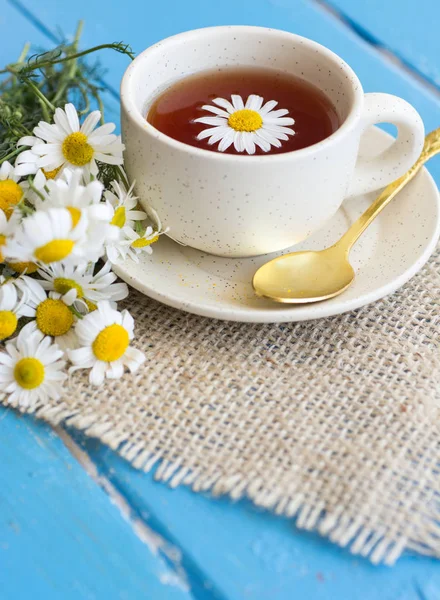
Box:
left=111, top=206, right=126, bottom=228
left=0, top=180, right=24, bottom=217
left=54, top=277, right=84, bottom=298
left=62, top=132, right=94, bottom=166
left=228, top=109, right=263, bottom=132
left=0, top=234, right=6, bottom=263
left=36, top=298, right=74, bottom=336
left=34, top=239, right=74, bottom=264
left=67, top=206, right=81, bottom=229
left=42, top=166, right=62, bottom=180
left=7, top=261, right=38, bottom=274
left=92, top=323, right=129, bottom=362
left=131, top=235, right=159, bottom=248
left=14, top=357, right=45, bottom=389
left=0, top=310, right=18, bottom=340
left=85, top=299, right=97, bottom=312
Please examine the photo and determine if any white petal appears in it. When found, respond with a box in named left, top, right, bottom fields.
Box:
left=212, top=97, right=235, bottom=114
left=199, top=105, right=230, bottom=118
left=243, top=132, right=256, bottom=155
left=80, top=111, right=101, bottom=135
left=90, top=361, right=106, bottom=385
left=217, top=129, right=235, bottom=152
left=231, top=95, right=244, bottom=110
left=196, top=126, right=228, bottom=142
left=260, top=100, right=278, bottom=116
left=193, top=116, right=226, bottom=127
left=245, top=95, right=263, bottom=111
left=64, top=104, right=80, bottom=132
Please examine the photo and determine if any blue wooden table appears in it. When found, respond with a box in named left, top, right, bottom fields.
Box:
left=1, top=1, right=440, bottom=598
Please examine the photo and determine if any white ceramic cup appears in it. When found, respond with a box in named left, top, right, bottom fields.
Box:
left=121, top=26, right=424, bottom=257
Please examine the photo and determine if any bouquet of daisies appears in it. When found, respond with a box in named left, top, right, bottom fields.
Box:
left=0, top=25, right=164, bottom=409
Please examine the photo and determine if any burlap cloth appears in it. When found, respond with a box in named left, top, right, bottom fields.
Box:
left=3, top=244, right=440, bottom=565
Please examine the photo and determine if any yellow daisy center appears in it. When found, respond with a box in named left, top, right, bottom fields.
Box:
left=36, top=298, right=74, bottom=336
left=54, top=277, right=84, bottom=298
left=42, top=166, right=62, bottom=180
left=62, top=132, right=94, bottom=167
left=67, top=206, right=81, bottom=229
left=7, top=261, right=38, bottom=274
left=34, top=239, right=74, bottom=264
left=85, top=299, right=97, bottom=312
left=0, top=180, right=24, bottom=217
left=111, top=206, right=126, bottom=228
left=228, top=109, right=263, bottom=132
left=92, top=323, right=129, bottom=362
left=0, top=234, right=6, bottom=263
left=14, top=357, right=45, bottom=389
left=131, top=235, right=159, bottom=248
left=0, top=310, right=18, bottom=340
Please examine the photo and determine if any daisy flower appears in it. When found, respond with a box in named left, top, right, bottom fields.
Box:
left=0, top=328, right=66, bottom=409
left=37, top=261, right=129, bottom=313
left=15, top=103, right=124, bottom=180
left=0, top=279, right=27, bottom=341
left=104, top=179, right=147, bottom=263
left=5, top=207, right=106, bottom=266
left=0, top=208, right=21, bottom=263
left=68, top=301, right=145, bottom=386
left=194, top=94, right=295, bottom=155
left=117, top=225, right=164, bottom=263
left=16, top=276, right=78, bottom=351
left=0, top=161, right=25, bottom=217
left=34, top=168, right=113, bottom=230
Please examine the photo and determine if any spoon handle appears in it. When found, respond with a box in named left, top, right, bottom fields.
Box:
left=337, top=127, right=440, bottom=254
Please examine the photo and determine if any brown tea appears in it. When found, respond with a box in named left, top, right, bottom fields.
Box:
left=147, top=66, right=339, bottom=156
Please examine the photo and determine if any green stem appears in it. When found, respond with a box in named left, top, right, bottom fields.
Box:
left=0, top=43, right=134, bottom=75
left=27, top=176, right=45, bottom=201
left=25, top=79, right=55, bottom=113
left=0, top=147, right=25, bottom=165
left=17, top=42, right=31, bottom=65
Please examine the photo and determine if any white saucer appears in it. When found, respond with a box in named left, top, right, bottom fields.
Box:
left=113, top=127, right=440, bottom=323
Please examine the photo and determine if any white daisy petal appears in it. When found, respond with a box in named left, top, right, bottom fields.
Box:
left=80, top=111, right=101, bottom=135
left=212, top=97, right=235, bottom=113
left=199, top=105, right=230, bottom=118
left=231, top=95, right=244, bottom=110
left=193, top=116, right=226, bottom=127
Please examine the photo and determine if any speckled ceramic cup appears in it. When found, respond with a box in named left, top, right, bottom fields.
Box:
left=121, top=26, right=424, bottom=257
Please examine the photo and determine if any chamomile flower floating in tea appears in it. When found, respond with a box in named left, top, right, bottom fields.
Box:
left=0, top=279, right=27, bottom=341
left=68, top=301, right=145, bottom=386
left=37, top=261, right=129, bottom=314
left=16, top=104, right=125, bottom=180
left=0, top=329, right=66, bottom=409
left=17, top=276, right=79, bottom=351
left=194, top=94, right=295, bottom=154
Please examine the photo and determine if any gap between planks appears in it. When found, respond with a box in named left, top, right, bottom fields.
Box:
left=311, top=0, right=440, bottom=99
left=54, top=426, right=192, bottom=595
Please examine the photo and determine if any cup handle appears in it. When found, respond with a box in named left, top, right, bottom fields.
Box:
left=346, top=93, right=425, bottom=198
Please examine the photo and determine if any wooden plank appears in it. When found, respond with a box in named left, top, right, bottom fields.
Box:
left=319, top=0, right=440, bottom=90
left=0, top=410, right=194, bottom=599
left=4, top=0, right=440, bottom=598
left=78, top=434, right=440, bottom=600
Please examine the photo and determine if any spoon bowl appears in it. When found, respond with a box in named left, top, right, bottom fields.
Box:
left=253, top=247, right=355, bottom=303
left=253, top=128, right=440, bottom=304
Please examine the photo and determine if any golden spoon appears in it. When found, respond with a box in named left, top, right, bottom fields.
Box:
left=253, top=128, right=440, bottom=304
